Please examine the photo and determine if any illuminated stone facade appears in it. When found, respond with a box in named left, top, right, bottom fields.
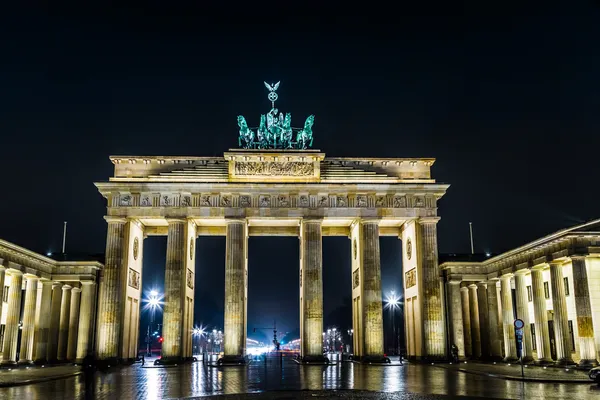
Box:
left=0, top=241, right=101, bottom=364
left=440, top=219, right=600, bottom=367
left=95, top=149, right=449, bottom=363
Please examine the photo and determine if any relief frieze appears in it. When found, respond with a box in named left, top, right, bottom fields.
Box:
left=234, top=161, right=314, bottom=176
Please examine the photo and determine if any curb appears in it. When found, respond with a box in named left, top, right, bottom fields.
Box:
left=434, top=365, right=591, bottom=384
left=0, top=371, right=82, bottom=388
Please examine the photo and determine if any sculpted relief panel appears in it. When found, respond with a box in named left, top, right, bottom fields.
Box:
left=234, top=161, right=314, bottom=176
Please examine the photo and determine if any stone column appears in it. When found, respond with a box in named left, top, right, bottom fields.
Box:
left=34, top=279, right=53, bottom=363
left=76, top=282, right=97, bottom=362
left=417, top=218, right=446, bottom=359
left=96, top=217, right=127, bottom=361
left=47, top=282, right=63, bottom=362
left=0, top=267, right=5, bottom=328
left=162, top=219, right=187, bottom=361
left=57, top=285, right=72, bottom=361
left=468, top=284, right=481, bottom=358
left=476, top=282, right=490, bottom=359
left=549, top=262, right=574, bottom=365
left=460, top=286, right=472, bottom=357
left=500, top=275, right=517, bottom=361
left=18, top=275, right=39, bottom=363
left=300, top=219, right=325, bottom=361
left=486, top=280, right=503, bottom=360
left=223, top=219, right=247, bottom=362
left=530, top=267, right=552, bottom=363
left=0, top=270, right=23, bottom=365
left=446, top=280, right=465, bottom=358
left=514, top=271, right=534, bottom=362
left=66, top=287, right=82, bottom=361
left=360, top=220, right=385, bottom=360
left=571, top=257, right=598, bottom=367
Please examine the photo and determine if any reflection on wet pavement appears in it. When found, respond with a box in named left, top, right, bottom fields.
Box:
left=1, top=355, right=599, bottom=399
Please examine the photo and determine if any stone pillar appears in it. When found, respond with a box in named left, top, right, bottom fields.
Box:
left=18, top=275, right=39, bottom=363
left=417, top=218, right=446, bottom=359
left=460, top=286, right=472, bottom=357
left=514, top=271, right=534, bottom=362
left=571, top=257, right=598, bottom=367
left=360, top=220, right=385, bottom=360
left=96, top=217, right=127, bottom=361
left=468, top=284, right=481, bottom=358
left=57, top=285, right=72, bottom=361
left=34, top=279, right=53, bottom=363
left=223, top=219, right=248, bottom=362
left=531, top=267, right=552, bottom=363
left=500, top=275, right=517, bottom=361
left=300, top=219, right=326, bottom=362
left=66, top=287, right=82, bottom=361
left=0, top=267, right=5, bottom=329
left=47, top=282, right=63, bottom=362
left=76, top=282, right=97, bottom=362
left=1, top=270, right=23, bottom=365
left=446, top=280, right=465, bottom=358
left=486, top=280, right=503, bottom=360
left=549, top=262, right=574, bottom=365
left=476, top=282, right=490, bottom=359
left=162, top=219, right=187, bottom=361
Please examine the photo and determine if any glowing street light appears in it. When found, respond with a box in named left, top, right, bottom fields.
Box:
left=144, top=289, right=163, bottom=356
left=384, top=290, right=402, bottom=356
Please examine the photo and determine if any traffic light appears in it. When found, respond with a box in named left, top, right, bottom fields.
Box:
left=158, top=336, right=164, bottom=343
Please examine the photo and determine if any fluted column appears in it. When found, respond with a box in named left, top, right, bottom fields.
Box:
left=468, top=284, right=481, bottom=358
left=18, top=275, right=39, bottom=363
left=66, top=287, right=82, bottom=361
left=162, top=219, right=187, bottom=360
left=57, top=285, right=72, bottom=361
left=460, top=286, right=472, bottom=357
left=418, top=218, right=445, bottom=359
left=34, top=279, right=53, bottom=363
left=0, top=267, right=6, bottom=330
left=446, top=280, right=465, bottom=358
left=47, top=282, right=63, bottom=362
left=1, top=270, right=23, bottom=365
left=514, top=271, right=534, bottom=362
left=486, top=280, right=503, bottom=359
left=96, top=217, right=127, bottom=360
left=500, top=275, right=517, bottom=361
left=571, top=257, right=598, bottom=367
left=300, top=219, right=325, bottom=360
left=76, top=282, right=97, bottom=362
left=549, top=262, right=574, bottom=364
left=476, top=282, right=490, bottom=359
left=531, top=267, right=552, bottom=363
left=223, top=219, right=247, bottom=361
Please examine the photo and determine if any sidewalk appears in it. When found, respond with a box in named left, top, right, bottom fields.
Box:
left=0, top=364, right=82, bottom=387
left=433, top=360, right=592, bottom=383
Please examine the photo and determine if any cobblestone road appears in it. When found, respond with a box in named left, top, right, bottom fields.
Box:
left=0, top=355, right=599, bottom=399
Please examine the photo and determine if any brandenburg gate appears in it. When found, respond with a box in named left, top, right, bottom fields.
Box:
left=94, top=82, right=450, bottom=364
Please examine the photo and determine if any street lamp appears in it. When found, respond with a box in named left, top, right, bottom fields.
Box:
left=144, top=289, right=163, bottom=357
left=385, top=290, right=401, bottom=356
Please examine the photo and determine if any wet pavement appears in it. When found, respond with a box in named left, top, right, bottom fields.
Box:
left=0, top=354, right=599, bottom=399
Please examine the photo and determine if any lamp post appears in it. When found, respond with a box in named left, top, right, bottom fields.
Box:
left=347, top=328, right=354, bottom=354
left=385, top=290, right=400, bottom=355
left=145, top=290, right=161, bottom=357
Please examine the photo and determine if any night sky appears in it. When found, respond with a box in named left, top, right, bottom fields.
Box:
left=1, top=6, right=599, bottom=344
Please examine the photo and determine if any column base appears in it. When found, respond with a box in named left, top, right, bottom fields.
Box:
left=0, top=361, right=17, bottom=367
left=300, top=355, right=330, bottom=364
left=554, top=358, right=576, bottom=367
left=17, top=360, right=34, bottom=365
left=503, top=356, right=519, bottom=363
left=217, top=355, right=246, bottom=366
left=534, top=358, right=554, bottom=365
left=352, top=355, right=391, bottom=364
left=578, top=359, right=599, bottom=369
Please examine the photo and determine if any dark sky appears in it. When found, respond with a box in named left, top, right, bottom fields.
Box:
left=1, top=6, right=599, bottom=341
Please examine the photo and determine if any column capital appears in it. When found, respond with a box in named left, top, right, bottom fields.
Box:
left=531, top=264, right=547, bottom=271
left=447, top=277, right=462, bottom=285
left=418, top=216, right=441, bottom=225
left=468, top=283, right=478, bottom=289
left=302, top=218, right=323, bottom=224
left=358, top=218, right=380, bottom=226
left=104, top=216, right=127, bottom=224
left=500, top=273, right=514, bottom=280
left=80, top=280, right=96, bottom=286
left=460, top=285, right=469, bottom=292
left=166, top=218, right=187, bottom=224
left=476, top=281, right=487, bottom=288
left=570, top=255, right=587, bottom=261
left=224, top=218, right=246, bottom=224
left=23, top=273, right=39, bottom=279
left=514, top=269, right=529, bottom=276
left=71, top=287, right=82, bottom=293
left=7, top=269, right=23, bottom=276
left=61, top=284, right=72, bottom=291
